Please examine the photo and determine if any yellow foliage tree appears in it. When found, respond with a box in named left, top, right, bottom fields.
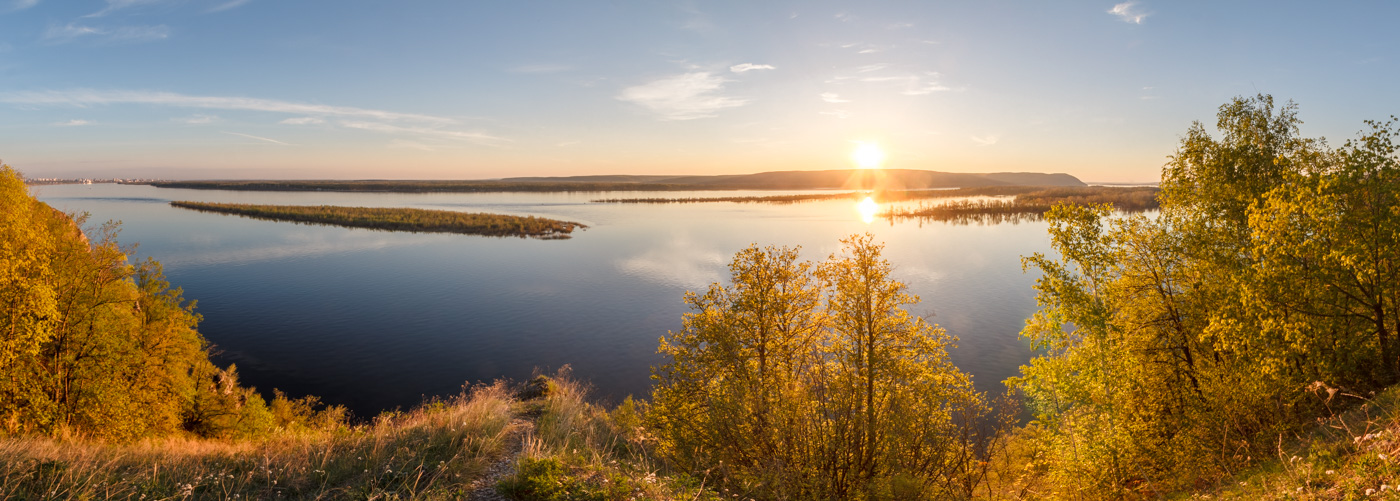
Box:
left=0, top=165, right=285, bottom=440
left=652, top=235, right=987, bottom=499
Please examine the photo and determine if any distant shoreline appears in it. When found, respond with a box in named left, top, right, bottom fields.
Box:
left=142, top=169, right=1087, bottom=193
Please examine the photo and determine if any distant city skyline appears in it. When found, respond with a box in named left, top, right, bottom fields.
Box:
left=1, top=1, right=1396, bottom=182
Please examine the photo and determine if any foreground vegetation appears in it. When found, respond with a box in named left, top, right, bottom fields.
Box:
left=170, top=201, right=586, bottom=239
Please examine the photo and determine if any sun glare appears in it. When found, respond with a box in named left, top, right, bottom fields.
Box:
left=852, top=143, right=885, bottom=169
left=857, top=196, right=879, bottom=224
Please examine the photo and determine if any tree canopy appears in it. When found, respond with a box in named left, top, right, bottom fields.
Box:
left=1017, top=95, right=1400, bottom=495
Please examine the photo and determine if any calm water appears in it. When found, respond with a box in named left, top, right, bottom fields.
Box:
left=35, top=183, right=1051, bottom=417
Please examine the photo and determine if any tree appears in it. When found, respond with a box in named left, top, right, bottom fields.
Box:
left=651, top=244, right=825, bottom=486
left=0, top=165, right=284, bottom=440
left=652, top=235, right=985, bottom=499
left=1016, top=96, right=1400, bottom=495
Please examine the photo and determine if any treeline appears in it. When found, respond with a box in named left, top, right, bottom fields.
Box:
left=146, top=170, right=1085, bottom=194
left=598, top=185, right=1160, bottom=212
left=0, top=166, right=341, bottom=441
left=169, top=201, right=585, bottom=239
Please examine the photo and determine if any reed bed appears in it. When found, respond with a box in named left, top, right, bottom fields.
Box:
left=596, top=185, right=1160, bottom=208
left=170, top=201, right=586, bottom=239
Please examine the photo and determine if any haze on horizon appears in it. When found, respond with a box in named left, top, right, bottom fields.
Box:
left=0, top=1, right=1396, bottom=183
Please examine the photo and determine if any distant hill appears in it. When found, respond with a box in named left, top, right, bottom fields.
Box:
left=502, top=169, right=1086, bottom=190
left=147, top=169, right=1084, bottom=193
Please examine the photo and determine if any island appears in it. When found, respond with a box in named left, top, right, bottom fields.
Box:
left=169, top=201, right=586, bottom=239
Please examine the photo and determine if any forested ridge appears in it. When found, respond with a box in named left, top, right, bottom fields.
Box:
left=4, top=94, right=1400, bottom=500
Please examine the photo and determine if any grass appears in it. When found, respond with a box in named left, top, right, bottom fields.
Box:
left=1173, top=384, right=1400, bottom=500
left=170, top=201, right=586, bottom=239
left=0, top=371, right=726, bottom=501
left=0, top=382, right=518, bottom=500
left=494, top=368, right=721, bottom=501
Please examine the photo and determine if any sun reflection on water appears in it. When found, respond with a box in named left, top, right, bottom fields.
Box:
left=857, top=196, right=879, bottom=223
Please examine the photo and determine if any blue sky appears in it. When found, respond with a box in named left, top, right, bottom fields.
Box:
left=1, top=1, right=1396, bottom=182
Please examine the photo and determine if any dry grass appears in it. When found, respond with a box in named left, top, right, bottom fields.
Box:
left=0, top=382, right=518, bottom=500
left=496, top=369, right=718, bottom=501
left=1176, top=384, right=1400, bottom=500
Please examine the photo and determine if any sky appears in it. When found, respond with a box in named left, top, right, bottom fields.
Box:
left=0, top=1, right=1397, bottom=182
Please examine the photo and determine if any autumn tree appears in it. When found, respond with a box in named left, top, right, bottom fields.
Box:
left=1017, top=96, right=1400, bottom=496
left=652, top=235, right=986, bottom=499
left=651, top=244, right=826, bottom=490
left=0, top=165, right=304, bottom=440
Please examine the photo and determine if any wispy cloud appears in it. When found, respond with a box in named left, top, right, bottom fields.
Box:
left=223, top=131, right=292, bottom=145
left=43, top=23, right=102, bottom=41
left=1, top=89, right=454, bottom=124
left=84, top=0, right=169, bottom=18
left=820, top=92, right=849, bottom=103
left=1108, top=2, right=1148, bottom=24
left=617, top=72, right=748, bottom=120
left=729, top=63, right=775, bottom=73
left=970, top=134, right=999, bottom=146
left=11, top=0, right=39, bottom=10
left=42, top=23, right=170, bottom=44
left=279, top=116, right=325, bottom=125
left=178, top=114, right=218, bottom=124
left=339, top=120, right=505, bottom=145
left=56, top=119, right=93, bottom=126
left=860, top=73, right=952, bottom=95
left=207, top=0, right=251, bottom=13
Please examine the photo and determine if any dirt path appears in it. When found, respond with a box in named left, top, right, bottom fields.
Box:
left=466, top=418, right=535, bottom=500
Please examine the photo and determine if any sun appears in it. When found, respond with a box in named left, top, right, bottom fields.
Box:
left=852, top=142, right=886, bottom=169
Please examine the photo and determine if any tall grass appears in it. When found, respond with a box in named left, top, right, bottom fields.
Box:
left=496, top=369, right=718, bottom=501
left=0, top=382, right=518, bottom=500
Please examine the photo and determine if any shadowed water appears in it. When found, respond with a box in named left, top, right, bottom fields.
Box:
left=36, top=183, right=1051, bottom=418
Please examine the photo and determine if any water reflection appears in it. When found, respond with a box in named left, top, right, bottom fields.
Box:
left=615, top=232, right=727, bottom=288
left=857, top=196, right=879, bottom=223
